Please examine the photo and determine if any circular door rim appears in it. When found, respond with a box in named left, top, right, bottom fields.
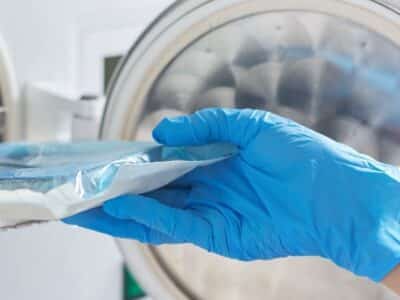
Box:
left=101, top=1, right=400, bottom=299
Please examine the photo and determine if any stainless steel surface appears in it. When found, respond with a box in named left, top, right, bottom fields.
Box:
left=102, top=1, right=400, bottom=299
left=145, top=12, right=400, bottom=165
left=143, top=12, right=400, bottom=299
left=148, top=13, right=400, bottom=159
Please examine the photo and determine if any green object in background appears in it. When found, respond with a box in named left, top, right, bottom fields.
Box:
left=104, top=55, right=123, bottom=94
left=124, top=266, right=146, bottom=299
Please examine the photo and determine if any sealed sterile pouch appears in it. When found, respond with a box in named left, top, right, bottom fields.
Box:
left=0, top=141, right=236, bottom=229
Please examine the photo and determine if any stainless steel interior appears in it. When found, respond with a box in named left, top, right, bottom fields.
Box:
left=144, top=12, right=400, bottom=165
left=103, top=1, right=400, bottom=299
left=140, top=11, right=400, bottom=299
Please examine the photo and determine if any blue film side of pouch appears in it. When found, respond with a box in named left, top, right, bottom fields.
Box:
left=0, top=142, right=237, bottom=196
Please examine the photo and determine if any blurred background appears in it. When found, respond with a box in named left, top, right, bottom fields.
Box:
left=0, top=1, right=172, bottom=300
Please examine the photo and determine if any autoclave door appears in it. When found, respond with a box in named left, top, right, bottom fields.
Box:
left=101, top=0, right=400, bottom=299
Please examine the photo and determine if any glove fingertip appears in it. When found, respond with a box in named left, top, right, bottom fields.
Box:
left=153, top=116, right=191, bottom=146
left=152, top=120, right=168, bottom=144
left=152, top=117, right=179, bottom=144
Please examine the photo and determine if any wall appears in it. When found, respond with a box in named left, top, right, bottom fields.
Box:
left=0, top=1, right=173, bottom=299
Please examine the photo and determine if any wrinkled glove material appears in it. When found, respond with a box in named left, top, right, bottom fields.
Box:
left=65, top=108, right=400, bottom=282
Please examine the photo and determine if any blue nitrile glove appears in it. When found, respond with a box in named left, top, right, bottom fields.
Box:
left=64, top=108, right=400, bottom=282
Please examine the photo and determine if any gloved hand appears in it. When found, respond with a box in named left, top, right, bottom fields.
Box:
left=64, top=108, right=400, bottom=282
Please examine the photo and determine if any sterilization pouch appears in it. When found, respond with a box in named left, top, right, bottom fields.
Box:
left=0, top=141, right=236, bottom=228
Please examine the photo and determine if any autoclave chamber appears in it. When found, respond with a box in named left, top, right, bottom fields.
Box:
left=101, top=1, right=400, bottom=299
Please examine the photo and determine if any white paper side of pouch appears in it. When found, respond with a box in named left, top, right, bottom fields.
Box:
left=0, top=157, right=224, bottom=228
